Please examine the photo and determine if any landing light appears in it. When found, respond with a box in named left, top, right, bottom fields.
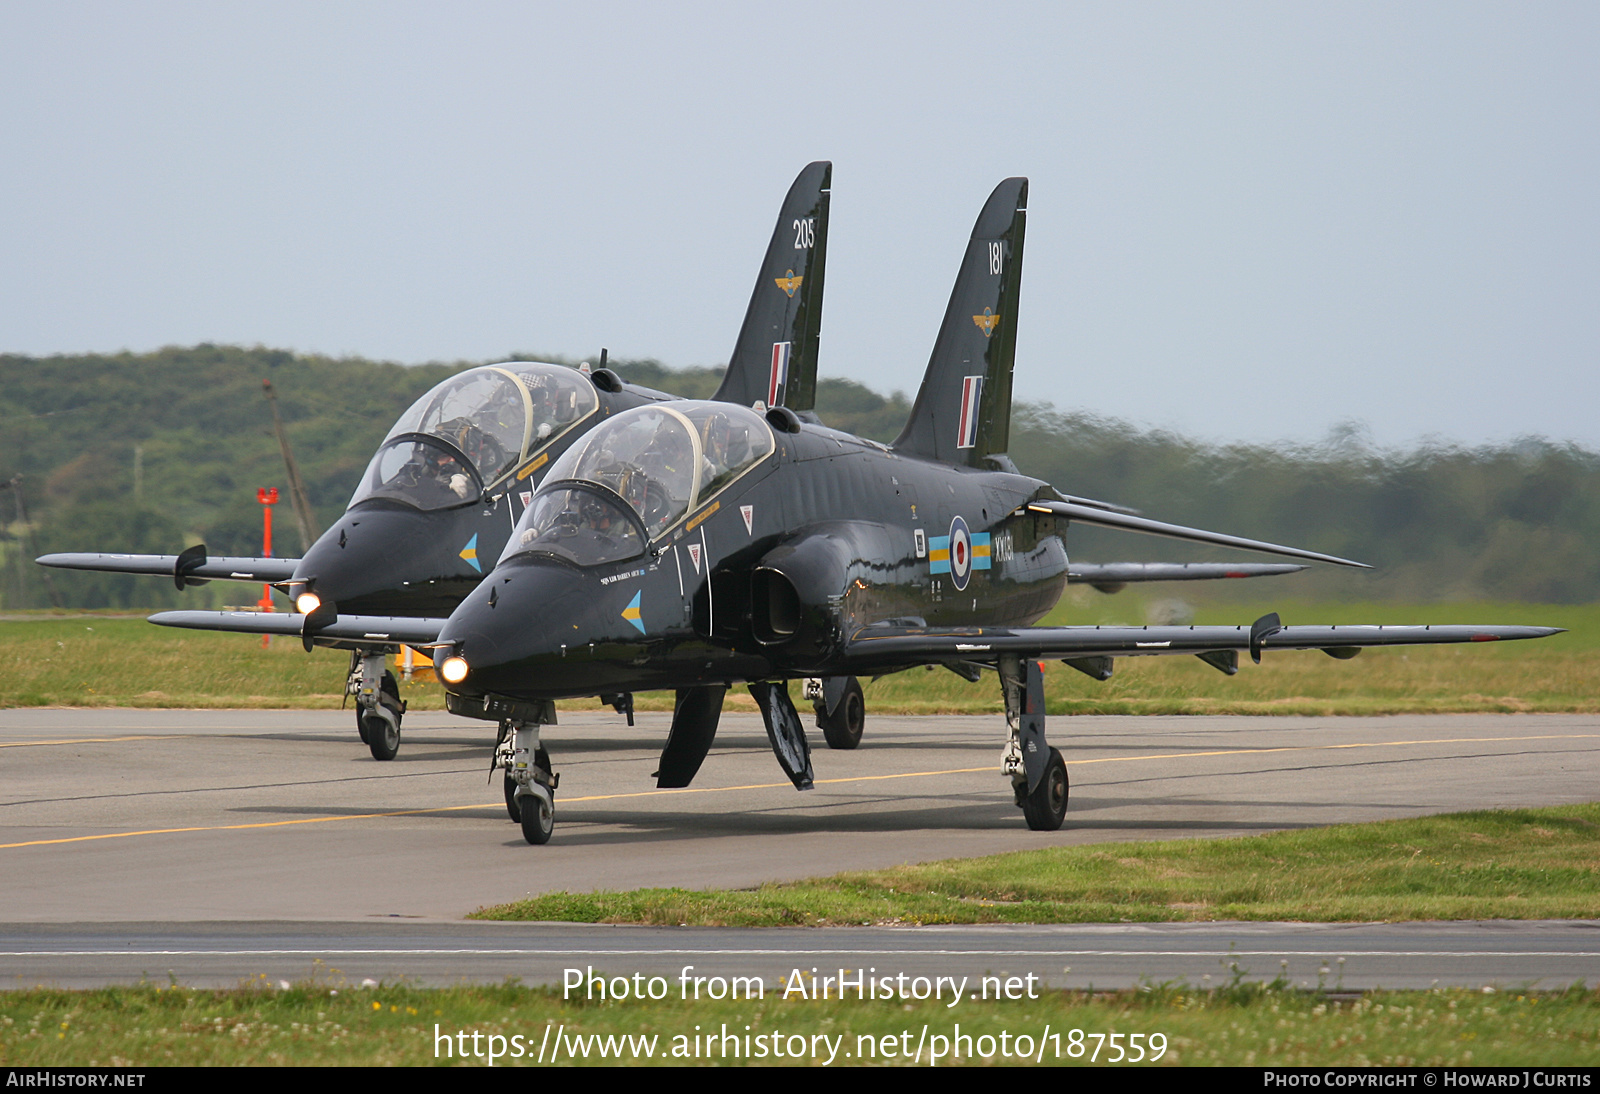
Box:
left=439, top=656, right=470, bottom=684
left=295, top=592, right=321, bottom=615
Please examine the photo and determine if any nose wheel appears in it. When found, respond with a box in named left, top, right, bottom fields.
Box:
left=364, top=708, right=401, bottom=761
left=519, top=788, right=554, bottom=844
left=351, top=657, right=405, bottom=760
left=497, top=721, right=558, bottom=843
left=503, top=773, right=521, bottom=822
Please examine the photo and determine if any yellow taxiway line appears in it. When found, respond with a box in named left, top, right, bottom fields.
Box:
left=1, top=733, right=1595, bottom=851
left=0, top=735, right=183, bottom=748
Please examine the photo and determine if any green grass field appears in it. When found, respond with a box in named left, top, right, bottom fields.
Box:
left=3, top=981, right=1597, bottom=1066
left=0, top=596, right=1593, bottom=714
left=472, top=803, right=1600, bottom=927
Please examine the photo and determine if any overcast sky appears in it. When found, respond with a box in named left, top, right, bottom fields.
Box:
left=2, top=2, right=1595, bottom=449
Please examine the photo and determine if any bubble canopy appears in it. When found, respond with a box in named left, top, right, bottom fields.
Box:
left=348, top=363, right=599, bottom=512
left=502, top=401, right=776, bottom=567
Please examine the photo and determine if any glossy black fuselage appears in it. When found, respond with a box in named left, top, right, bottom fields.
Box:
left=438, top=421, right=1069, bottom=701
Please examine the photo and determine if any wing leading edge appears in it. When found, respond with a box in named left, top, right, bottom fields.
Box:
left=37, top=549, right=297, bottom=586
left=840, top=619, right=1563, bottom=674
left=148, top=610, right=447, bottom=647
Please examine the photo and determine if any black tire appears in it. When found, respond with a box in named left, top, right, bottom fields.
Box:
left=504, top=774, right=521, bottom=823
left=365, top=713, right=400, bottom=761
left=356, top=671, right=402, bottom=745
left=519, top=792, right=553, bottom=845
left=1021, top=747, right=1069, bottom=831
left=816, top=677, right=865, bottom=750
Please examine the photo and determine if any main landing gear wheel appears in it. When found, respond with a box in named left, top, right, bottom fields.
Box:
left=356, top=708, right=370, bottom=745
left=520, top=791, right=554, bottom=845
left=816, top=676, right=865, bottom=750
left=1021, top=747, right=1069, bottom=831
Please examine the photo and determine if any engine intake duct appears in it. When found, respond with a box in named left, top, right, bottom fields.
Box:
left=749, top=530, right=856, bottom=652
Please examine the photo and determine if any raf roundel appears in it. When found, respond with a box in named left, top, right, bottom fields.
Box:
left=948, top=515, right=973, bottom=591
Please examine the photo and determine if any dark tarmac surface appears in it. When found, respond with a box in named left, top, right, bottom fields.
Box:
left=2, top=708, right=1596, bottom=988
left=2, top=920, right=1597, bottom=991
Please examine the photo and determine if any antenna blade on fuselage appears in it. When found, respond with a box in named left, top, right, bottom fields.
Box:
left=713, top=161, right=831, bottom=412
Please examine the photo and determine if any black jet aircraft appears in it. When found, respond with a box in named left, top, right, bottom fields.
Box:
left=152, top=177, right=1561, bottom=845
left=41, top=164, right=1300, bottom=763
left=39, top=161, right=835, bottom=757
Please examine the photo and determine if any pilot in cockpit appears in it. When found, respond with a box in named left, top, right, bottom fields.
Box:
left=700, top=412, right=750, bottom=496
left=528, top=381, right=559, bottom=444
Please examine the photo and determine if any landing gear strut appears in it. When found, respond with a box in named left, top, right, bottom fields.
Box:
left=495, top=717, right=559, bottom=844
left=999, top=654, right=1068, bottom=831
left=350, top=652, right=405, bottom=761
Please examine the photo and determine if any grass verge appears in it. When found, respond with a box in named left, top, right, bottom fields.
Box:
left=471, top=803, right=1600, bottom=926
left=0, top=599, right=1595, bottom=714
left=2, top=981, right=1596, bottom=1066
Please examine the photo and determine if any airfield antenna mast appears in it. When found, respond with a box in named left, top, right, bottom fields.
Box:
left=255, top=487, right=278, bottom=648
left=261, top=380, right=320, bottom=554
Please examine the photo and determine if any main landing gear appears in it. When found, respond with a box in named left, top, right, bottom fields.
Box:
left=806, top=676, right=865, bottom=750
left=495, top=717, right=559, bottom=844
left=350, top=651, right=405, bottom=761
left=999, top=654, right=1069, bottom=831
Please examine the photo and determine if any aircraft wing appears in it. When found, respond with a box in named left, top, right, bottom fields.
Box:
left=148, top=610, right=447, bottom=646
left=1068, top=561, right=1305, bottom=591
left=839, top=618, right=1563, bottom=673
left=36, top=550, right=297, bottom=585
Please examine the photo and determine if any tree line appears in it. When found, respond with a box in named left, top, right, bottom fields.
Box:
left=0, top=346, right=1593, bottom=608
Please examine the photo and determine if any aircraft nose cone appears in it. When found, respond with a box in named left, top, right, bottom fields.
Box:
left=295, top=505, right=485, bottom=616
left=435, top=558, right=607, bottom=702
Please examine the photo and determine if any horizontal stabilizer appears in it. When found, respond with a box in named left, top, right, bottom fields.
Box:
left=1029, top=500, right=1368, bottom=568
left=1069, top=561, right=1305, bottom=592
left=148, top=610, right=446, bottom=646
left=841, top=621, right=1562, bottom=673
left=37, top=552, right=298, bottom=584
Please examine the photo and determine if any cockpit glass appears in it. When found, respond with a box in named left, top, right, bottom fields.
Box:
left=500, top=486, right=645, bottom=567
left=534, top=401, right=776, bottom=544
left=682, top=403, right=773, bottom=502
left=380, top=363, right=598, bottom=491
left=349, top=438, right=482, bottom=512
left=548, top=405, right=699, bottom=539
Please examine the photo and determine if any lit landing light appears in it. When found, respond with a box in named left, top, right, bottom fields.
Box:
left=295, top=592, right=321, bottom=615
left=438, top=655, right=470, bottom=684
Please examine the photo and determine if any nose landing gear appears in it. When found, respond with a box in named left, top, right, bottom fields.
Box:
left=350, top=652, right=406, bottom=761
left=495, top=717, right=559, bottom=844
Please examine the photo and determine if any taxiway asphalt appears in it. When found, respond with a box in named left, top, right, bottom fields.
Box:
left=2, top=708, right=1596, bottom=988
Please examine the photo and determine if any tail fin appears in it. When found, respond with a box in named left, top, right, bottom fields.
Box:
left=713, top=161, right=831, bottom=412
left=891, top=177, right=1027, bottom=467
